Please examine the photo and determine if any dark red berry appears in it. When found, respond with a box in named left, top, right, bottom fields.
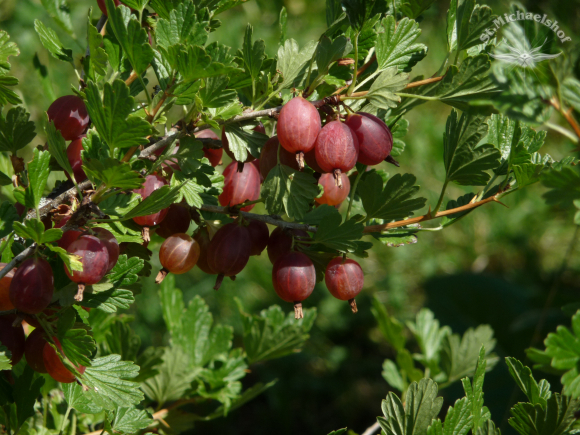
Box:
left=91, top=227, right=119, bottom=272
left=0, top=263, right=16, bottom=311
left=345, top=113, right=393, bottom=165
left=304, top=148, right=327, bottom=173
left=314, top=121, right=359, bottom=187
left=316, top=173, right=351, bottom=206
left=156, top=204, right=191, bottom=239
left=325, top=257, right=364, bottom=312
left=259, top=136, right=300, bottom=179
left=15, top=203, right=27, bottom=217
left=251, top=159, right=263, bottom=182
left=206, top=223, right=251, bottom=290
left=272, top=251, right=316, bottom=319
left=9, top=258, right=54, bottom=314
left=66, top=136, right=87, bottom=183
left=0, top=315, right=25, bottom=365
left=47, top=96, right=90, bottom=141
left=218, top=162, right=261, bottom=212
left=195, top=130, right=223, bottom=167
left=43, top=337, right=86, bottom=383
left=66, top=235, right=109, bottom=301
left=277, top=97, right=321, bottom=169
left=193, top=227, right=215, bottom=274
left=156, top=233, right=200, bottom=283
left=246, top=220, right=270, bottom=256
left=25, top=328, right=48, bottom=373
left=133, top=174, right=169, bottom=227
left=266, top=227, right=310, bottom=265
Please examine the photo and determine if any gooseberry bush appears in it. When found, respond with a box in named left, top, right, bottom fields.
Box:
left=0, top=0, right=579, bottom=434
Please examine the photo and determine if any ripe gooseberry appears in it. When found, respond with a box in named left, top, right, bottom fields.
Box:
left=345, top=113, right=393, bottom=165
left=193, top=227, right=215, bottom=275
left=314, top=121, right=359, bottom=187
left=272, top=251, right=316, bottom=319
left=315, top=173, right=351, bottom=206
left=246, top=220, right=270, bottom=256
left=156, top=204, right=191, bottom=238
left=56, top=215, right=82, bottom=250
left=266, top=227, right=310, bottom=265
left=65, top=235, right=109, bottom=301
left=47, top=96, right=90, bottom=141
left=133, top=174, right=169, bottom=241
left=195, top=129, right=223, bottom=167
left=9, top=257, right=54, bottom=314
left=325, top=257, right=364, bottom=313
left=221, top=123, right=265, bottom=169
left=259, top=136, right=300, bottom=180
left=66, top=136, right=87, bottom=183
left=206, top=223, right=251, bottom=290
left=0, top=315, right=25, bottom=365
left=43, top=337, right=86, bottom=383
left=218, top=162, right=261, bottom=212
left=91, top=227, right=120, bottom=272
left=0, top=263, right=16, bottom=311
left=155, top=233, right=201, bottom=283
left=277, top=96, right=321, bottom=170
left=25, top=328, right=48, bottom=373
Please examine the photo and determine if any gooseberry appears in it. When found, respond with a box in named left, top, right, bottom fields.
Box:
left=272, top=251, right=316, bottom=319
left=43, top=337, right=86, bottom=383
left=218, top=162, right=261, bottom=212
left=314, top=121, right=359, bottom=187
left=0, top=315, right=25, bottom=365
left=155, top=233, right=200, bottom=283
left=65, top=235, right=109, bottom=301
left=206, top=223, right=251, bottom=290
left=24, top=328, right=48, bottom=373
left=9, top=257, right=54, bottom=314
left=0, top=263, right=16, bottom=311
left=325, top=257, right=364, bottom=313
left=315, top=173, right=351, bottom=206
left=345, top=113, right=393, bottom=165
left=47, top=96, right=90, bottom=141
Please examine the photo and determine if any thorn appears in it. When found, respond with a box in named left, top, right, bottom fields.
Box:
left=493, top=197, right=509, bottom=208
left=469, top=195, right=478, bottom=204
left=426, top=206, right=433, bottom=219
left=385, top=155, right=400, bottom=167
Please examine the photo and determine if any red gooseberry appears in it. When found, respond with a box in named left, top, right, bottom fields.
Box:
left=47, top=96, right=90, bottom=141
left=0, top=263, right=16, bottom=311
left=345, top=113, right=393, bottom=166
left=0, top=315, right=25, bottom=365
left=155, top=233, right=201, bottom=283
left=43, top=337, right=86, bottom=383
left=272, top=251, right=316, bottom=319
left=325, top=257, right=364, bottom=313
left=206, top=223, right=251, bottom=290
left=314, top=121, right=359, bottom=187
left=218, top=162, right=261, bottom=212
left=315, top=173, right=351, bottom=206
left=9, top=257, right=54, bottom=314
left=65, top=235, right=109, bottom=301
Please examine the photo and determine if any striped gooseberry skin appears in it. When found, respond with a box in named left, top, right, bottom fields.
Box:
left=156, top=204, right=191, bottom=239
left=345, top=113, right=393, bottom=165
left=9, top=257, right=54, bottom=314
left=325, top=257, right=364, bottom=301
left=91, top=227, right=120, bottom=272
left=272, top=251, right=316, bottom=318
left=259, top=136, right=300, bottom=179
left=65, top=235, right=109, bottom=285
left=246, top=220, right=270, bottom=256
left=25, top=328, right=49, bottom=373
left=218, top=162, right=261, bottom=212
left=304, top=148, right=327, bottom=173
left=132, top=174, right=169, bottom=227
left=314, top=121, right=359, bottom=174
left=207, top=223, right=251, bottom=289
left=277, top=97, right=321, bottom=154
left=66, top=136, right=87, bottom=183
left=0, top=315, right=25, bottom=365
left=193, top=227, right=215, bottom=274
left=315, top=173, right=351, bottom=206
left=47, top=96, right=90, bottom=141
left=159, top=233, right=200, bottom=274
left=195, top=129, right=223, bottom=167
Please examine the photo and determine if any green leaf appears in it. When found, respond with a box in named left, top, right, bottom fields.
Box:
left=375, top=16, right=427, bottom=72
left=122, top=184, right=182, bottom=220
left=371, top=296, right=406, bottom=352
left=313, top=35, right=352, bottom=79
left=363, top=67, right=409, bottom=108
left=0, top=346, right=11, bottom=371
left=105, top=0, right=154, bottom=75
left=378, top=379, right=444, bottom=435
left=358, top=171, right=427, bottom=222
left=13, top=220, right=62, bottom=244
left=400, top=0, right=437, bottom=19
left=162, top=44, right=239, bottom=83
left=156, top=1, right=209, bottom=48
left=275, top=38, right=318, bottom=90
left=441, top=193, right=477, bottom=227
left=40, top=0, right=74, bottom=35
left=104, top=321, right=141, bottom=362
left=427, top=397, right=472, bottom=435
left=86, top=19, right=108, bottom=77
left=462, top=347, right=490, bottom=432
left=83, top=158, right=143, bottom=190
left=82, top=288, right=135, bottom=313
left=46, top=119, right=74, bottom=176
left=108, top=407, right=153, bottom=434
left=327, top=430, right=347, bottom=435
left=0, top=202, right=19, bottom=239
left=382, top=359, right=406, bottom=392
left=562, top=77, right=580, bottom=113
left=340, top=0, right=379, bottom=31
left=81, top=354, right=143, bottom=410
left=13, top=149, right=51, bottom=211
left=443, top=109, right=500, bottom=186
left=0, top=76, right=22, bottom=105
left=59, top=327, right=96, bottom=368
left=46, top=245, right=83, bottom=273
left=0, top=107, right=36, bottom=154
left=159, top=273, right=184, bottom=338
left=242, top=24, right=265, bottom=81
left=106, top=254, right=144, bottom=286
left=199, top=75, right=238, bottom=108
left=0, top=30, right=19, bottom=74
left=313, top=211, right=365, bottom=253
left=407, top=309, right=451, bottom=369
left=223, top=123, right=268, bottom=161
left=509, top=393, right=580, bottom=435
left=236, top=298, right=316, bottom=364
left=12, top=366, right=45, bottom=430
left=506, top=357, right=551, bottom=408
left=373, top=226, right=419, bottom=247
left=85, top=80, right=151, bottom=152
left=440, top=325, right=497, bottom=387
left=119, top=0, right=149, bottom=9
left=63, top=383, right=104, bottom=414
left=262, top=164, right=319, bottom=220
left=476, top=420, right=500, bottom=435
left=542, top=166, right=580, bottom=208
left=33, top=19, right=72, bottom=62
left=456, top=3, right=497, bottom=52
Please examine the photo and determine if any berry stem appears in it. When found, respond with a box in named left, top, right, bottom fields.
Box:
left=293, top=302, right=304, bottom=319
left=333, top=169, right=343, bottom=188
left=155, top=268, right=169, bottom=284
left=74, top=283, right=86, bottom=302
left=296, top=151, right=305, bottom=170
left=214, top=274, right=225, bottom=290
left=348, top=298, right=358, bottom=313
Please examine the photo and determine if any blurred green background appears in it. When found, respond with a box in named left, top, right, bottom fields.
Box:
left=1, top=0, right=580, bottom=434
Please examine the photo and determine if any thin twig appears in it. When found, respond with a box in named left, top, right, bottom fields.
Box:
left=82, top=410, right=168, bottom=435
left=549, top=98, right=580, bottom=140
left=361, top=421, right=381, bottom=435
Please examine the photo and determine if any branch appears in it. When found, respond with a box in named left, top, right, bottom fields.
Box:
left=362, top=195, right=505, bottom=233
left=0, top=244, right=36, bottom=280
left=361, top=421, right=380, bottom=435
left=550, top=98, right=580, bottom=139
